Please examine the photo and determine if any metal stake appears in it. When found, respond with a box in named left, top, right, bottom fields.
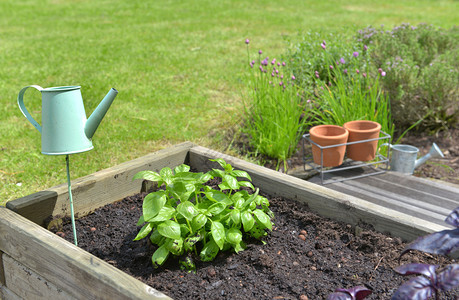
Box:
left=66, top=155, right=78, bottom=246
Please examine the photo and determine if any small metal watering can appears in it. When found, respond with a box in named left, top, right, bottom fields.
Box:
left=18, top=85, right=118, bottom=155
left=384, top=143, right=444, bottom=174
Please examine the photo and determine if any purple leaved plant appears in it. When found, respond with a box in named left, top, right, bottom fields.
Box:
left=392, top=206, right=459, bottom=299
left=327, top=286, right=372, bottom=300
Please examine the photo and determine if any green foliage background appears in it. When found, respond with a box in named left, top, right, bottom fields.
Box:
left=1, top=0, right=457, bottom=204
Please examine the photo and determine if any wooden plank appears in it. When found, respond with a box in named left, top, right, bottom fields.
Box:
left=1, top=286, right=22, bottom=300
left=2, top=254, right=74, bottom=300
left=189, top=146, right=448, bottom=242
left=0, top=251, right=5, bottom=286
left=0, top=207, right=172, bottom=300
left=6, top=141, right=194, bottom=226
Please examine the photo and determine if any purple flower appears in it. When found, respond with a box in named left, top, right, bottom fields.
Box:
left=271, top=72, right=275, bottom=77
left=271, top=58, right=276, bottom=65
left=381, top=71, right=386, bottom=77
left=280, top=75, right=284, bottom=79
left=282, top=62, right=286, bottom=66
left=259, top=66, right=264, bottom=72
left=249, top=62, right=254, bottom=68
left=245, top=39, right=250, bottom=44
left=292, top=75, right=296, bottom=80
left=378, top=68, right=383, bottom=74
left=353, top=51, right=359, bottom=57
left=321, top=43, right=326, bottom=50
left=363, top=73, right=367, bottom=78
left=329, top=65, right=334, bottom=70
left=322, top=40, right=326, bottom=45
left=279, top=82, right=283, bottom=86
left=307, top=99, right=311, bottom=103
left=340, top=58, right=345, bottom=64
left=364, top=45, right=368, bottom=51
left=258, top=50, right=263, bottom=55
left=261, top=57, right=269, bottom=66
left=356, top=69, right=360, bottom=74
left=344, top=69, right=348, bottom=74
left=275, top=69, right=279, bottom=74
left=277, top=62, right=281, bottom=66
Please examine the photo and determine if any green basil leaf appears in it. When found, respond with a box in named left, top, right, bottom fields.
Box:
left=218, top=182, right=231, bottom=191
left=149, top=229, right=163, bottom=245
left=191, top=213, right=207, bottom=232
left=143, top=191, right=166, bottom=222
left=226, top=228, right=242, bottom=245
left=133, top=170, right=162, bottom=182
left=160, top=167, right=173, bottom=185
left=211, top=221, right=225, bottom=250
left=234, top=198, right=245, bottom=209
left=136, top=215, right=145, bottom=226
left=223, top=174, right=239, bottom=190
left=200, top=240, right=220, bottom=262
left=224, top=163, right=233, bottom=173
left=152, top=244, right=170, bottom=268
left=205, top=190, right=229, bottom=203
left=174, top=164, right=190, bottom=174
left=253, top=209, right=273, bottom=231
left=207, top=202, right=226, bottom=216
left=185, top=234, right=202, bottom=250
left=180, top=223, right=190, bottom=237
left=157, top=220, right=181, bottom=240
left=199, top=172, right=213, bottom=183
left=133, top=222, right=153, bottom=241
left=209, top=158, right=227, bottom=169
left=177, top=201, right=198, bottom=221
left=148, top=206, right=176, bottom=222
left=231, top=170, right=252, bottom=181
left=166, top=238, right=183, bottom=256
left=241, top=188, right=259, bottom=209
left=238, top=181, right=255, bottom=190
left=230, top=209, right=241, bottom=226
left=241, top=210, right=255, bottom=232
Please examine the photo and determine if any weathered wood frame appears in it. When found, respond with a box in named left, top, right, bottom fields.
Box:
left=0, top=142, right=448, bottom=299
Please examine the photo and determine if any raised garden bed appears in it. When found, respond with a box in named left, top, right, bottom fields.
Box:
left=0, top=142, right=451, bottom=299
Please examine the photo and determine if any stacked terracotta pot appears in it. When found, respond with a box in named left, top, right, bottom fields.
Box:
left=309, top=120, right=381, bottom=167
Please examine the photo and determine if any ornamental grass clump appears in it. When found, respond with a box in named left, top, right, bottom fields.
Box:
left=132, top=158, right=274, bottom=271
left=242, top=39, right=312, bottom=171
left=309, top=42, right=394, bottom=140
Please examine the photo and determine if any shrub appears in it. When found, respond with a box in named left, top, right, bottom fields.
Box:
left=355, top=23, right=459, bottom=133
left=242, top=39, right=312, bottom=171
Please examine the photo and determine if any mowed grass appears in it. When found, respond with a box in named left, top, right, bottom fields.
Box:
left=1, top=0, right=457, bottom=205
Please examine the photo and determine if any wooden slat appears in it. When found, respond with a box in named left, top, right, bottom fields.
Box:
left=1, top=285, right=22, bottom=300
left=0, top=207, right=172, bottom=300
left=0, top=251, right=5, bottom=286
left=189, top=146, right=448, bottom=242
left=2, top=254, right=74, bottom=300
left=308, top=171, right=459, bottom=227
left=6, top=141, right=194, bottom=226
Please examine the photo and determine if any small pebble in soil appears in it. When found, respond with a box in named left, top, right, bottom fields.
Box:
left=310, top=266, right=317, bottom=271
left=207, top=268, right=216, bottom=277
left=300, top=229, right=307, bottom=236
left=56, top=232, right=65, bottom=238
left=90, top=227, right=96, bottom=232
left=306, top=251, right=313, bottom=257
left=300, top=295, right=309, bottom=300
left=298, top=234, right=306, bottom=241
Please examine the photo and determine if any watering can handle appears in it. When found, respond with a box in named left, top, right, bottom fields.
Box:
left=17, top=85, right=43, bottom=133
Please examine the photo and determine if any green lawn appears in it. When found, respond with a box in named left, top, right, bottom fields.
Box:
left=1, top=0, right=457, bottom=205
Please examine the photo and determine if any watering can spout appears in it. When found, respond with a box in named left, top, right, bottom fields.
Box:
left=85, top=88, right=118, bottom=139
left=414, top=142, right=444, bottom=169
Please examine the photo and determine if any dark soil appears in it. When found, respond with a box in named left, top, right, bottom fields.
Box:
left=52, top=186, right=458, bottom=299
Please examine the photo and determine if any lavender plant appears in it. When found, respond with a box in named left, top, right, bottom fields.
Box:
left=355, top=23, right=459, bottom=132
left=242, top=39, right=312, bottom=171
left=133, top=158, right=274, bottom=271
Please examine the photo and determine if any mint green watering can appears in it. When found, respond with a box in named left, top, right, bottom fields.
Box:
left=18, top=85, right=118, bottom=155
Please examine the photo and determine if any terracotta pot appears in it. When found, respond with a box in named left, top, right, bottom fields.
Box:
left=343, top=120, right=381, bottom=161
left=309, top=125, right=349, bottom=167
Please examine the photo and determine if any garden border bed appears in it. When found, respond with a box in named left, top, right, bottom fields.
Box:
left=0, top=142, right=449, bottom=299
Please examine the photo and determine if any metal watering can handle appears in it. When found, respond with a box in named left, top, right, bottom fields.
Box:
left=17, top=85, right=43, bottom=133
